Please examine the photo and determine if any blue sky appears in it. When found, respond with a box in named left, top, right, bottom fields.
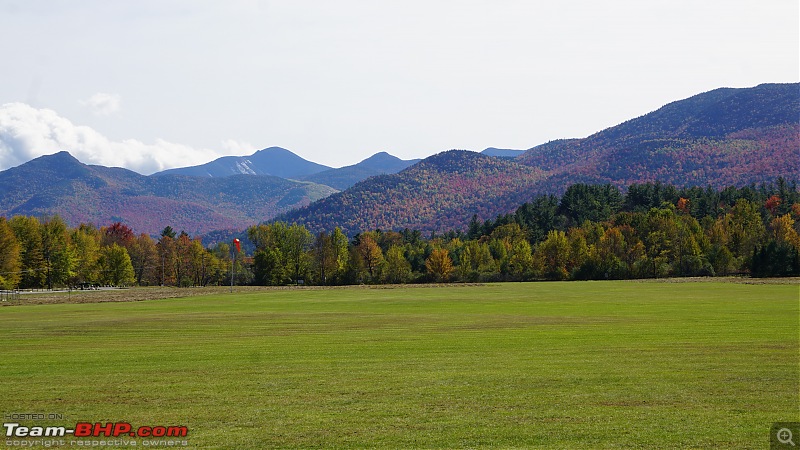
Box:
left=0, top=0, right=797, bottom=174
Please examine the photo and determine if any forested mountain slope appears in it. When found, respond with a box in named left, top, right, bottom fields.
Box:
left=279, top=150, right=546, bottom=235
left=517, top=83, right=799, bottom=187
left=281, top=83, right=799, bottom=234
left=0, top=152, right=336, bottom=235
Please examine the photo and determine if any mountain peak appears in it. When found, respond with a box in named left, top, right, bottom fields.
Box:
left=357, top=151, right=403, bottom=169
left=298, top=151, right=421, bottom=191
left=23, top=151, right=85, bottom=173
left=41, top=150, right=80, bottom=163
left=254, top=146, right=292, bottom=155
left=154, top=147, right=331, bottom=179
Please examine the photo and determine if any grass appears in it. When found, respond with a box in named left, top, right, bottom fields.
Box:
left=0, top=281, right=797, bottom=448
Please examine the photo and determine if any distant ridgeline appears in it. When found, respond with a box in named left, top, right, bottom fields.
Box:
left=280, top=83, right=800, bottom=235
left=1, top=179, right=798, bottom=291
left=0, top=83, right=797, bottom=238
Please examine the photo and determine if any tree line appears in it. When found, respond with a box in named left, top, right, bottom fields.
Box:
left=0, top=179, right=798, bottom=290
left=0, top=220, right=240, bottom=289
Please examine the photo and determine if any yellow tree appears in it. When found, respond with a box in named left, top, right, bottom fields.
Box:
left=771, top=214, right=800, bottom=250
left=0, top=217, right=20, bottom=289
left=9, top=216, right=45, bottom=288
left=535, top=230, right=570, bottom=280
left=356, top=234, right=384, bottom=283
left=128, top=233, right=159, bottom=286
left=458, top=240, right=495, bottom=282
left=97, top=244, right=135, bottom=286
left=71, top=224, right=101, bottom=285
left=384, top=244, right=411, bottom=284
left=425, top=248, right=453, bottom=282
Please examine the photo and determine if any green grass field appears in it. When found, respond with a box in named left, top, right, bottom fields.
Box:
left=1, top=281, right=798, bottom=448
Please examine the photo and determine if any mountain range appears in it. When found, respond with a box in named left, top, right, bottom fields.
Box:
left=281, top=83, right=799, bottom=234
left=0, top=151, right=337, bottom=235
left=0, top=82, right=797, bottom=237
left=0, top=148, right=421, bottom=235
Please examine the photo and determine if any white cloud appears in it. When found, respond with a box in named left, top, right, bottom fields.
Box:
left=220, top=139, right=256, bottom=155
left=0, top=102, right=231, bottom=175
left=80, top=92, right=121, bottom=116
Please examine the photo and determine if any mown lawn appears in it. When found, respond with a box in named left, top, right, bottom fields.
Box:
left=1, top=281, right=797, bottom=448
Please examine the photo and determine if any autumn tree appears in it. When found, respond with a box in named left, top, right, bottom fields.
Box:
left=330, top=227, right=349, bottom=283
left=643, top=207, right=679, bottom=278
left=249, top=222, right=312, bottom=285
left=71, top=224, right=101, bottom=284
left=673, top=215, right=710, bottom=276
left=384, top=244, right=412, bottom=284
left=355, top=234, right=384, bottom=283
left=566, top=229, right=589, bottom=275
left=587, top=226, right=630, bottom=279
left=285, top=224, right=313, bottom=284
left=770, top=214, right=800, bottom=250
left=128, top=233, right=159, bottom=285
left=458, top=240, right=495, bottom=282
left=489, top=223, right=529, bottom=278
left=0, top=217, right=21, bottom=289
left=765, top=195, right=782, bottom=215
left=704, top=217, right=735, bottom=276
left=157, top=233, right=176, bottom=286
left=505, top=239, right=533, bottom=280
left=425, top=247, right=453, bottom=282
left=535, top=230, right=570, bottom=280
left=312, top=231, right=336, bottom=285
left=97, top=244, right=135, bottom=286
left=308, top=227, right=350, bottom=286
left=173, top=231, right=193, bottom=286
left=9, top=216, right=45, bottom=288
left=727, top=199, right=765, bottom=267
left=40, top=216, right=74, bottom=289
left=102, top=222, right=135, bottom=248
left=188, top=238, right=213, bottom=286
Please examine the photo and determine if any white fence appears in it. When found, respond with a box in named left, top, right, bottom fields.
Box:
left=0, top=290, right=20, bottom=302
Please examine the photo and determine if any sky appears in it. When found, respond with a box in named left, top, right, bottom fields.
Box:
left=0, top=0, right=798, bottom=175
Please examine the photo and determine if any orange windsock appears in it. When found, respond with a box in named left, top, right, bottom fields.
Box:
left=233, top=238, right=241, bottom=253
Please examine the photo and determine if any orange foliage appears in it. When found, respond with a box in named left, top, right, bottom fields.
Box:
left=676, top=197, right=690, bottom=214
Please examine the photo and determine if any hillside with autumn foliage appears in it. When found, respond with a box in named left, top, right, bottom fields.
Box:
left=0, top=83, right=796, bottom=238
left=0, top=152, right=336, bottom=236
left=281, top=83, right=798, bottom=234
left=278, top=150, right=547, bottom=235
left=517, top=83, right=799, bottom=188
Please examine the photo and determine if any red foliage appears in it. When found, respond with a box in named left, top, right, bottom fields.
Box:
left=104, top=222, right=135, bottom=246
left=765, top=195, right=782, bottom=215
